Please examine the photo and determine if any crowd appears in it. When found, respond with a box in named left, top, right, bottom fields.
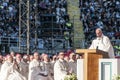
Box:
left=80, top=0, right=120, bottom=45
left=38, top=0, right=68, bottom=23
left=0, top=50, right=79, bottom=80
left=0, top=0, right=69, bottom=37
left=0, top=0, right=19, bottom=37
left=37, top=0, right=72, bottom=48
left=0, top=0, right=72, bottom=50
left=38, top=0, right=71, bottom=41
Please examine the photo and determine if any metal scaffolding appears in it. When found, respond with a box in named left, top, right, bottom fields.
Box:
left=18, top=0, right=74, bottom=54
left=19, top=0, right=39, bottom=54
left=19, top=0, right=30, bottom=54
left=33, top=0, right=39, bottom=51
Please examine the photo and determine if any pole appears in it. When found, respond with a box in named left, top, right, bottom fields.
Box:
left=19, top=0, right=22, bottom=53
left=34, top=0, right=38, bottom=51
left=27, top=0, right=30, bottom=55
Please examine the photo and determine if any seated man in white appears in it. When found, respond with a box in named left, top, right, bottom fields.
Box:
left=28, top=52, right=48, bottom=80
left=68, top=53, right=77, bottom=74
left=40, top=54, right=53, bottom=80
left=54, top=52, right=70, bottom=80
left=0, top=54, right=26, bottom=80
left=18, top=55, right=29, bottom=80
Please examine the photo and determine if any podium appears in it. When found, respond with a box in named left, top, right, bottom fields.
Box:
left=76, top=49, right=109, bottom=80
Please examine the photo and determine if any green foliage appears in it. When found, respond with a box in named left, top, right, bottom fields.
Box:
left=64, top=73, right=77, bottom=80
left=113, top=75, right=120, bottom=80
left=115, top=76, right=120, bottom=80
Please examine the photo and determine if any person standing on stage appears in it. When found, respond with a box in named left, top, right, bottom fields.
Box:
left=89, top=28, right=115, bottom=58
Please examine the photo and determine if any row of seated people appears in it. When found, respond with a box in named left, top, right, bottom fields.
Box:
left=0, top=50, right=78, bottom=80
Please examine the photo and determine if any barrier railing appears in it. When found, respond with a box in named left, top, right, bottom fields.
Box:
left=0, top=37, right=19, bottom=46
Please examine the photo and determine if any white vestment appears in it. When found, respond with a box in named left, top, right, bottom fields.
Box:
left=54, top=59, right=69, bottom=80
left=51, top=61, right=56, bottom=79
left=18, top=61, right=29, bottom=80
left=68, top=59, right=77, bottom=74
left=0, top=63, right=2, bottom=72
left=89, top=35, right=115, bottom=58
left=28, top=59, right=47, bottom=80
left=0, top=61, right=26, bottom=80
left=51, top=61, right=56, bottom=70
left=40, top=61, right=53, bottom=80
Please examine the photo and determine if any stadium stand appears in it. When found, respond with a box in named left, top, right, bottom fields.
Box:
left=0, top=0, right=19, bottom=37
left=0, top=0, right=73, bottom=54
left=80, top=0, right=120, bottom=56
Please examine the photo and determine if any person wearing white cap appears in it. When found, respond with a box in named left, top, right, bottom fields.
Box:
left=89, top=28, right=115, bottom=58
left=54, top=51, right=70, bottom=80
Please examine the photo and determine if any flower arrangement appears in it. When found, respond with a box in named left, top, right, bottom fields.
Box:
left=64, top=73, right=77, bottom=80
left=113, top=75, right=120, bottom=80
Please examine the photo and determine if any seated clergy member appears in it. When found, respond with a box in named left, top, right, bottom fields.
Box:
left=18, top=55, right=29, bottom=80
left=40, top=54, right=53, bottom=80
left=89, top=28, right=115, bottom=58
left=28, top=52, right=47, bottom=80
left=54, top=52, right=70, bottom=80
left=68, top=53, right=77, bottom=74
left=0, top=55, right=3, bottom=72
left=0, top=54, right=26, bottom=80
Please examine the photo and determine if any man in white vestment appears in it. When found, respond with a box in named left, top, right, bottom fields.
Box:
left=68, top=53, right=77, bottom=74
left=15, top=54, right=27, bottom=77
left=0, top=55, right=3, bottom=72
left=28, top=52, right=48, bottom=80
left=54, top=52, right=70, bottom=80
left=41, top=54, right=53, bottom=80
left=89, top=28, right=115, bottom=58
left=0, top=54, right=26, bottom=80
left=41, top=53, right=46, bottom=61
left=64, top=56, right=70, bottom=62
left=15, top=54, right=22, bottom=72
left=51, top=55, right=57, bottom=79
left=10, top=51, right=16, bottom=59
left=29, top=55, right=34, bottom=62
left=19, top=55, right=29, bottom=80
left=51, top=55, right=57, bottom=65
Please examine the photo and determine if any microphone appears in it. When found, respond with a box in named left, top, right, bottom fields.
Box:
left=96, top=38, right=100, bottom=49
left=96, top=46, right=98, bottom=49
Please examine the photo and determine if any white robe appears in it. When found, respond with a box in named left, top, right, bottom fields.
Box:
left=89, top=35, right=115, bottom=58
left=0, top=63, right=2, bottom=72
left=18, top=61, right=29, bottom=80
left=68, top=59, right=77, bottom=74
left=40, top=61, right=53, bottom=80
left=54, top=59, right=69, bottom=80
left=51, top=61, right=56, bottom=79
left=0, top=61, right=26, bottom=80
left=28, top=59, right=47, bottom=80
